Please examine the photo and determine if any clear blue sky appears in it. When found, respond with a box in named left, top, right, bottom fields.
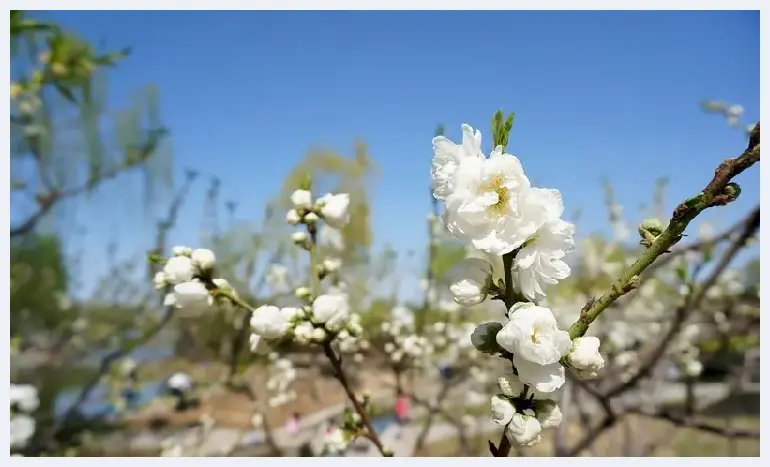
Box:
left=31, top=10, right=760, bottom=298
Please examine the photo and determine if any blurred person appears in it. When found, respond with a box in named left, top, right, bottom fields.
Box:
left=395, top=389, right=410, bottom=425
left=166, top=372, right=194, bottom=412
left=286, top=412, right=301, bottom=435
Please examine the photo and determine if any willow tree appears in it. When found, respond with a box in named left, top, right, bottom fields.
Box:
left=10, top=10, right=174, bottom=240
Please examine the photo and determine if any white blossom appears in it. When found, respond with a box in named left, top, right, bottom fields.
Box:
left=490, top=395, right=515, bottom=426
left=317, top=193, right=350, bottom=229
left=290, top=189, right=313, bottom=209
left=10, top=384, right=39, bottom=413
left=250, top=305, right=291, bottom=339
left=513, top=215, right=575, bottom=303
left=172, top=280, right=213, bottom=309
left=430, top=123, right=484, bottom=200
left=442, top=145, right=535, bottom=255
left=506, top=410, right=542, bottom=446
left=567, top=336, right=605, bottom=379
left=511, top=355, right=566, bottom=393
left=190, top=248, right=216, bottom=273
left=496, top=302, right=571, bottom=365
left=10, top=414, right=35, bottom=449
left=311, top=293, right=351, bottom=329
left=286, top=209, right=302, bottom=225
left=163, top=255, right=195, bottom=285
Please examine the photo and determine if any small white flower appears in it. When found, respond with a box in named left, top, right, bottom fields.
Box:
left=295, top=286, right=312, bottom=299
left=449, top=258, right=494, bottom=306
left=496, top=302, right=571, bottom=365
left=153, top=271, right=167, bottom=290
left=290, top=189, right=313, bottom=209
left=490, top=395, right=515, bottom=426
left=533, top=399, right=562, bottom=429
left=513, top=214, right=575, bottom=303
left=10, top=414, right=36, bottom=449
left=567, top=336, right=605, bottom=380
left=163, top=255, right=195, bottom=285
left=312, top=293, right=351, bottom=329
left=311, top=327, right=327, bottom=342
left=384, top=342, right=396, bottom=353
left=506, top=411, right=542, bottom=446
left=172, top=280, right=213, bottom=309
left=293, top=322, right=315, bottom=343
left=324, top=427, right=349, bottom=452
left=353, top=353, right=364, bottom=363
left=250, top=305, right=291, bottom=339
left=430, top=123, right=484, bottom=200
left=323, top=258, right=342, bottom=273
left=286, top=209, right=302, bottom=225
left=685, top=359, right=703, bottom=377
left=292, top=231, right=308, bottom=244
left=317, top=193, right=350, bottom=229
left=172, top=246, right=191, bottom=257
left=191, top=248, right=216, bottom=273
left=304, top=212, right=319, bottom=224
left=10, top=384, right=39, bottom=413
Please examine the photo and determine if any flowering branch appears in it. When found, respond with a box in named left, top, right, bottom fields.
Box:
left=567, top=124, right=759, bottom=339
left=430, top=112, right=759, bottom=458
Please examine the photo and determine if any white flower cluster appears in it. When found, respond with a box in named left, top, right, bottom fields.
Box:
left=433, top=124, right=575, bottom=303
left=153, top=246, right=233, bottom=313
left=10, top=383, right=39, bottom=451
left=249, top=188, right=363, bottom=355
left=491, top=375, right=563, bottom=447
left=265, top=352, right=298, bottom=407
left=381, top=310, right=434, bottom=368
left=426, top=321, right=479, bottom=366
left=431, top=124, right=606, bottom=448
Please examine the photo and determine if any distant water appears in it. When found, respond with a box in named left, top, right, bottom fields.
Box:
left=54, top=345, right=175, bottom=419
left=370, top=413, right=396, bottom=434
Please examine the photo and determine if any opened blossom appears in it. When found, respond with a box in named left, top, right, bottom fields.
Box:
left=496, top=302, right=571, bottom=365
left=250, top=305, right=293, bottom=339
left=512, top=192, right=575, bottom=302
left=431, top=123, right=484, bottom=200
left=317, top=193, right=350, bottom=229
left=441, top=145, right=535, bottom=255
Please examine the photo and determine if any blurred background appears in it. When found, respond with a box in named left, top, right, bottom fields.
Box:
left=8, top=10, right=760, bottom=457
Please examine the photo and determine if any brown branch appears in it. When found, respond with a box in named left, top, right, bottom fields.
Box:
left=568, top=128, right=760, bottom=339
left=322, top=341, right=391, bottom=456
left=625, top=408, right=760, bottom=439
left=605, top=207, right=759, bottom=399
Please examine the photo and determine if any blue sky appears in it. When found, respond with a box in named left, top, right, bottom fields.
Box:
left=25, top=10, right=760, bottom=298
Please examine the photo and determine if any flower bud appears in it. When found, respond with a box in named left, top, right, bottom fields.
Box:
left=567, top=336, right=605, bottom=379
left=448, top=258, right=494, bottom=306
